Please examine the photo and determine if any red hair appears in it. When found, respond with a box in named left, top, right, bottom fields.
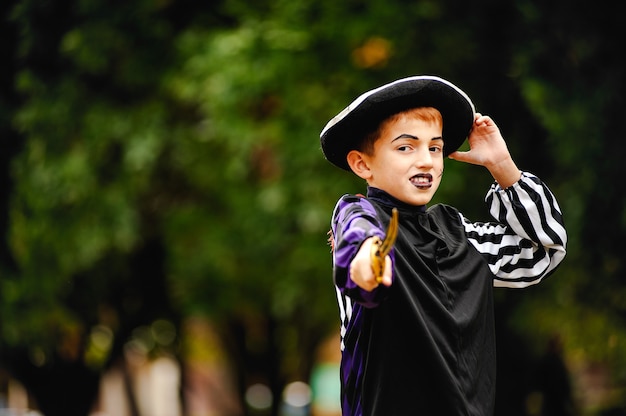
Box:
left=359, top=107, right=443, bottom=155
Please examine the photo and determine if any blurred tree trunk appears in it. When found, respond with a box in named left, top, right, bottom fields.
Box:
left=4, top=348, right=100, bottom=416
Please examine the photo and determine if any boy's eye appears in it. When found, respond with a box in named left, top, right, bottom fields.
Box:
left=429, top=146, right=442, bottom=153
left=397, top=145, right=411, bottom=152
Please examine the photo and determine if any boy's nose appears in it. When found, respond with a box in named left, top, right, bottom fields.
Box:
left=415, top=150, right=433, bottom=168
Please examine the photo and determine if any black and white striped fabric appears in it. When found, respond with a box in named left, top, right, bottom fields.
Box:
left=463, top=171, right=567, bottom=288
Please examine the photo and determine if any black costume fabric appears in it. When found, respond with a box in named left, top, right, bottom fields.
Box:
left=331, top=172, right=567, bottom=416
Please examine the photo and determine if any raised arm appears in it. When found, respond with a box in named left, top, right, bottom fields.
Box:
left=449, top=113, right=521, bottom=189
left=463, top=172, right=567, bottom=288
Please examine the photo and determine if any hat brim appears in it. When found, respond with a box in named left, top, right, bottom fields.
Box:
left=320, top=75, right=475, bottom=171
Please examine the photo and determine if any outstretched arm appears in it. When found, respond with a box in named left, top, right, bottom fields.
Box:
left=331, top=196, right=393, bottom=307
left=448, top=113, right=521, bottom=189
left=349, top=237, right=393, bottom=291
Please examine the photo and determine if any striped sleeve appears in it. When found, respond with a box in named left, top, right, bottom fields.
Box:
left=462, top=171, right=567, bottom=288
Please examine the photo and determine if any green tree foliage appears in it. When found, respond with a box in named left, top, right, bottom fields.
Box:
left=504, top=1, right=626, bottom=403
left=1, top=0, right=626, bottom=414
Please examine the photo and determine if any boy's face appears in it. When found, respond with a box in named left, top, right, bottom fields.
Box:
left=356, top=116, right=444, bottom=206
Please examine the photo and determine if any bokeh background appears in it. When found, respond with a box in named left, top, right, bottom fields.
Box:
left=1, top=0, right=625, bottom=415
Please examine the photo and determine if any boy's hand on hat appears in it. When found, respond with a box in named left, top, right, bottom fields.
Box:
left=449, top=113, right=521, bottom=188
left=448, top=113, right=509, bottom=167
left=350, top=237, right=392, bottom=291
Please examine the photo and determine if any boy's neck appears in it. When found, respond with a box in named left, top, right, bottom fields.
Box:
left=366, top=186, right=427, bottom=212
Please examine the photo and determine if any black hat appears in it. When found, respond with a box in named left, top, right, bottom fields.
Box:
left=320, top=75, right=475, bottom=171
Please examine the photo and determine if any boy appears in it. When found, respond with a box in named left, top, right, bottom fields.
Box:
left=320, top=76, right=567, bottom=416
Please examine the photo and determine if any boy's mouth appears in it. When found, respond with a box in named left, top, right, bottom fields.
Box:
left=410, top=173, right=433, bottom=189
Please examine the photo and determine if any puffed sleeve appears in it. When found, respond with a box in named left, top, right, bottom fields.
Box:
left=462, top=171, right=567, bottom=288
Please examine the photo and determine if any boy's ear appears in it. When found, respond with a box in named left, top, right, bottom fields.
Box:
left=346, top=150, right=372, bottom=180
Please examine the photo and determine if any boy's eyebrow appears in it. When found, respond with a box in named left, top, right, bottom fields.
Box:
left=392, top=134, right=444, bottom=142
